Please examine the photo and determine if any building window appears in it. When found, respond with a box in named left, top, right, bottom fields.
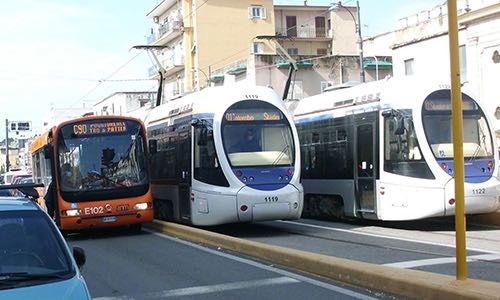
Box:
left=317, top=48, right=327, bottom=55
left=459, top=44, right=467, bottom=81
left=404, top=58, right=414, bottom=75
left=250, top=42, right=264, bottom=54
left=287, top=48, right=298, bottom=56
left=248, top=6, right=266, bottom=19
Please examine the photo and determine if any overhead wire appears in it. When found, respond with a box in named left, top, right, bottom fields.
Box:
left=68, top=50, right=145, bottom=109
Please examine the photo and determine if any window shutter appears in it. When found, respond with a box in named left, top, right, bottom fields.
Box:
left=261, top=8, right=267, bottom=19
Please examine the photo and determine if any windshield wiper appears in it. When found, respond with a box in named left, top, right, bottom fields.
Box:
left=271, top=145, right=290, bottom=166
left=0, top=272, right=68, bottom=281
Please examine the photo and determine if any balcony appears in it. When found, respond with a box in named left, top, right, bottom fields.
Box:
left=149, top=19, right=184, bottom=45
left=275, top=27, right=330, bottom=39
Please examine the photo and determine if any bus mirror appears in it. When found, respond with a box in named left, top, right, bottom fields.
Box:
left=197, top=127, right=208, bottom=146
left=149, top=140, right=157, bottom=154
left=394, top=116, right=405, bottom=135
left=43, top=144, right=52, bottom=159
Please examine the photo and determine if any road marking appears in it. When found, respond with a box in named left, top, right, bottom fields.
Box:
left=384, top=253, right=500, bottom=269
left=280, top=220, right=500, bottom=254
left=148, top=230, right=377, bottom=300
left=93, top=277, right=298, bottom=300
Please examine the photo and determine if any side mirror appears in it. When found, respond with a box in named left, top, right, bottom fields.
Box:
left=394, top=116, right=405, bottom=135
left=197, top=127, right=208, bottom=146
left=148, top=140, right=157, bottom=154
left=381, top=110, right=393, bottom=118
left=73, top=246, right=86, bottom=268
left=43, top=144, right=52, bottom=159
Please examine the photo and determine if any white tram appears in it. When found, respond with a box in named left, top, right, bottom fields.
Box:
left=145, top=85, right=303, bottom=226
left=293, top=76, right=500, bottom=221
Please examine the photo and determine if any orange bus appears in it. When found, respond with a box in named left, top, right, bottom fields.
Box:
left=31, top=115, right=153, bottom=232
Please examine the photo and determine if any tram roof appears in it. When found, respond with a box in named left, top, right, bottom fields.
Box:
left=144, top=85, right=284, bottom=127
left=293, top=76, right=477, bottom=118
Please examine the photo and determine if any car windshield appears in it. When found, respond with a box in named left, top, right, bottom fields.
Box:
left=0, top=210, right=73, bottom=282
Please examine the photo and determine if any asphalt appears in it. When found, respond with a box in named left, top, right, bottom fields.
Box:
left=145, top=220, right=500, bottom=300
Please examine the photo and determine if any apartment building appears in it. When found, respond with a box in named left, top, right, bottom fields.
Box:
left=146, top=0, right=275, bottom=102
left=145, top=1, right=393, bottom=102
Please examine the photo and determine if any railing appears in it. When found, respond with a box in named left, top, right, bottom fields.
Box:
left=148, top=19, right=183, bottom=44
left=275, top=27, right=329, bottom=38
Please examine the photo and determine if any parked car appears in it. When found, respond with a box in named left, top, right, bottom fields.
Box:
left=0, top=183, right=91, bottom=300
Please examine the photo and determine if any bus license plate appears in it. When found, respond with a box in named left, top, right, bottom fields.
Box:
left=102, top=216, right=117, bottom=223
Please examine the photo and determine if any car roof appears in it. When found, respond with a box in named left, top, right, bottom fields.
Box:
left=0, top=197, right=40, bottom=212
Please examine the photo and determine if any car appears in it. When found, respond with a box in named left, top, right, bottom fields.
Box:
left=0, top=183, right=91, bottom=300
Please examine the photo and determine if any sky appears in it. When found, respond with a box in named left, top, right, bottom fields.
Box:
left=0, top=0, right=444, bottom=140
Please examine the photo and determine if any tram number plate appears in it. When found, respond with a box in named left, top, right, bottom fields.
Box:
left=102, top=216, right=117, bottom=223
left=472, top=188, right=485, bottom=195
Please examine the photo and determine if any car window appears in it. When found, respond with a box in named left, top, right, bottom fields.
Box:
left=0, top=210, right=74, bottom=277
left=0, top=189, right=14, bottom=197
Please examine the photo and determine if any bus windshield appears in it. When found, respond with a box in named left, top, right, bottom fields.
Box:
left=422, top=90, right=494, bottom=159
left=57, top=119, right=148, bottom=194
left=222, top=100, right=294, bottom=167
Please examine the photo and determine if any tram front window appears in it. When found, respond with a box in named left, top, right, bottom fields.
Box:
left=57, top=120, right=148, bottom=193
left=422, top=91, right=494, bottom=160
left=222, top=100, right=294, bottom=167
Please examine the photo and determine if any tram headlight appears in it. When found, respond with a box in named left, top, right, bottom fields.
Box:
left=64, top=209, right=81, bottom=217
left=134, top=202, right=150, bottom=210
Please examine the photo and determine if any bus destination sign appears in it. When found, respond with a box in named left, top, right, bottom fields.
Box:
left=73, top=121, right=127, bottom=135
left=225, top=111, right=283, bottom=122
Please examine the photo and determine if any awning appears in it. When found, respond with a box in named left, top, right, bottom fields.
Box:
left=275, top=59, right=313, bottom=69
left=226, top=65, right=247, bottom=75
left=363, top=58, right=392, bottom=70
left=210, top=74, right=224, bottom=83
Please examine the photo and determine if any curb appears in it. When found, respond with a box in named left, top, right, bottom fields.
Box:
left=145, top=220, right=500, bottom=300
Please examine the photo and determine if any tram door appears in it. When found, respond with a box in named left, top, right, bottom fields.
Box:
left=355, top=121, right=376, bottom=214
left=177, top=127, right=192, bottom=222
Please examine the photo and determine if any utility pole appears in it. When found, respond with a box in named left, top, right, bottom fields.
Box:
left=5, top=119, right=10, bottom=172
left=334, top=1, right=365, bottom=83
left=356, top=1, right=365, bottom=83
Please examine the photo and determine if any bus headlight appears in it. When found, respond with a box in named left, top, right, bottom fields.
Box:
left=63, top=209, right=81, bottom=217
left=134, top=202, right=150, bottom=210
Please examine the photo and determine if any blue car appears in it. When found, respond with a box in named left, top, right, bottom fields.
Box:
left=0, top=184, right=90, bottom=300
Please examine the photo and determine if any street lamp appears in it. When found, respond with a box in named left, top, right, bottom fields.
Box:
left=332, top=1, right=365, bottom=83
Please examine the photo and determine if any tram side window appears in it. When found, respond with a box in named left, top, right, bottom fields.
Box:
left=150, top=130, right=178, bottom=182
left=383, top=112, right=434, bottom=179
left=194, top=125, right=229, bottom=187
left=298, top=119, right=352, bottom=180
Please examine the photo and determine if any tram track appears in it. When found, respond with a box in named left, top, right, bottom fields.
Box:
left=207, top=218, right=500, bottom=268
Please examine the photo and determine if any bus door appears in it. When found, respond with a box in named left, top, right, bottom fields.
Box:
left=177, top=126, right=192, bottom=222
left=354, top=119, right=377, bottom=215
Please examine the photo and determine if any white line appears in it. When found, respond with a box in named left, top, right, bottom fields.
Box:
left=149, top=277, right=298, bottom=298
left=384, top=253, right=500, bottom=269
left=147, top=229, right=377, bottom=300
left=280, top=220, right=500, bottom=254
left=93, top=277, right=297, bottom=300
